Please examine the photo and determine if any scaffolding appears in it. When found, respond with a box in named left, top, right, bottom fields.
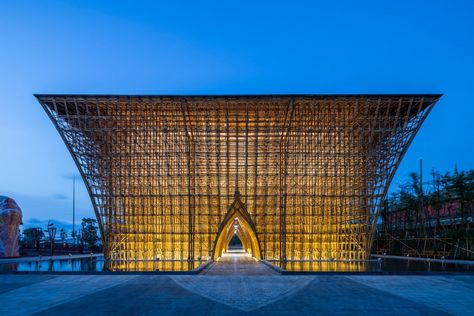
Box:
left=36, top=94, right=440, bottom=271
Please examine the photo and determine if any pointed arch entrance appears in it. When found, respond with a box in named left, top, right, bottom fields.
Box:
left=213, top=193, right=262, bottom=260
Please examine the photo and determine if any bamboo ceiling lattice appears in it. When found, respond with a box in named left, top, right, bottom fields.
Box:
left=36, top=94, right=440, bottom=271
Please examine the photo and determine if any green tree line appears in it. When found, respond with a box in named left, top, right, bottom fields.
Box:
left=379, top=168, right=474, bottom=258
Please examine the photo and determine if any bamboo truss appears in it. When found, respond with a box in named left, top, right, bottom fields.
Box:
left=36, top=94, right=440, bottom=271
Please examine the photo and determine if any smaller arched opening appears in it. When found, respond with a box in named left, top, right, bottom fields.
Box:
left=213, top=195, right=261, bottom=260
left=228, top=233, right=243, bottom=252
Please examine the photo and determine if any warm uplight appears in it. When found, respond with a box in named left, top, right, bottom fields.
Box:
left=37, top=95, right=440, bottom=271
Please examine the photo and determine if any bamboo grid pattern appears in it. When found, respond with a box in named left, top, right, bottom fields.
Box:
left=37, top=94, right=440, bottom=271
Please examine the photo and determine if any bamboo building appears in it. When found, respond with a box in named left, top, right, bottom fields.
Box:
left=36, top=94, right=440, bottom=271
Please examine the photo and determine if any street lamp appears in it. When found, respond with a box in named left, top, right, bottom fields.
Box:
left=47, top=221, right=57, bottom=256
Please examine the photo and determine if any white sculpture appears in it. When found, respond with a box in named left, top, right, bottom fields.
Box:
left=0, top=196, right=23, bottom=257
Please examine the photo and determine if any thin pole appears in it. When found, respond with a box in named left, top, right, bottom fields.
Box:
left=73, top=174, right=76, bottom=245
left=420, top=158, right=427, bottom=252
left=419, top=159, right=423, bottom=196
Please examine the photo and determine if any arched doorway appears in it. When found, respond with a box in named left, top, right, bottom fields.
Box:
left=213, top=193, right=262, bottom=260
left=228, top=233, right=243, bottom=251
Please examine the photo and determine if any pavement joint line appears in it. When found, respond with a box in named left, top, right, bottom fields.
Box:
left=170, top=275, right=316, bottom=312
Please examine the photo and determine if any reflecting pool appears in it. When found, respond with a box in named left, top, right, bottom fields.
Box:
left=272, top=258, right=474, bottom=273
left=1, top=256, right=473, bottom=273
left=0, top=256, right=104, bottom=272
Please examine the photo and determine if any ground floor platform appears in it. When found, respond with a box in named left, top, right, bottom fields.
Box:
left=1, top=271, right=473, bottom=315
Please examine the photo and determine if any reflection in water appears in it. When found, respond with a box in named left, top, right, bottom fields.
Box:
left=281, top=261, right=370, bottom=272
left=271, top=259, right=474, bottom=272
left=0, top=256, right=104, bottom=272
left=0, top=257, right=472, bottom=273
left=106, top=260, right=202, bottom=272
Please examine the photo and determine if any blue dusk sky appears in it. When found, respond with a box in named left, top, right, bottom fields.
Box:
left=0, top=1, right=473, bottom=231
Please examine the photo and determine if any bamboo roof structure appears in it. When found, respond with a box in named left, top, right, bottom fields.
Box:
left=36, top=94, right=441, bottom=271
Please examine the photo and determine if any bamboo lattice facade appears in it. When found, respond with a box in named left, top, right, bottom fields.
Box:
left=36, top=94, right=440, bottom=271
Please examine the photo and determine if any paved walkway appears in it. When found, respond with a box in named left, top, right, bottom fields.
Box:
left=202, top=252, right=277, bottom=275
left=1, top=253, right=473, bottom=315
left=1, top=274, right=473, bottom=315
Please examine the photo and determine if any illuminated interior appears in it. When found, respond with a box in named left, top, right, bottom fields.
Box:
left=37, top=94, right=440, bottom=271
left=213, top=192, right=261, bottom=260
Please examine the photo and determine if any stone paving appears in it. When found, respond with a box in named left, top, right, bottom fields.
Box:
left=0, top=254, right=473, bottom=315
left=202, top=252, right=278, bottom=275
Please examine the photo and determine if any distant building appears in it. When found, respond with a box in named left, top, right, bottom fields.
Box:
left=376, top=193, right=474, bottom=258
left=382, top=199, right=473, bottom=232
left=0, top=196, right=23, bottom=257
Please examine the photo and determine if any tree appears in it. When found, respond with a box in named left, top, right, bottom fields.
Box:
left=429, top=169, right=444, bottom=232
left=23, top=227, right=44, bottom=250
left=81, top=218, right=99, bottom=248
left=59, top=228, right=67, bottom=244
left=380, top=167, right=474, bottom=258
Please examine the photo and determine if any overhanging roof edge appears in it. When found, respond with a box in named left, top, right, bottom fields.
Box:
left=34, top=93, right=443, bottom=100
